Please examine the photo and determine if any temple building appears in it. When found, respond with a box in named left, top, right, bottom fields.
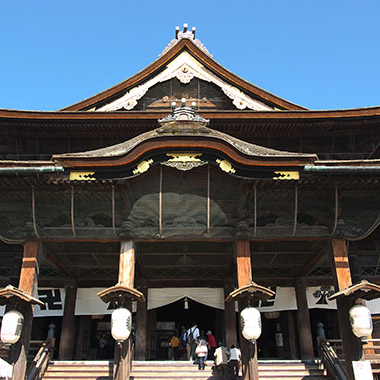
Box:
left=0, top=24, right=380, bottom=379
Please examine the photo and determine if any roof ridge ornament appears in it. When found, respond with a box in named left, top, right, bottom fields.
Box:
left=160, top=23, right=213, bottom=58
left=157, top=98, right=210, bottom=133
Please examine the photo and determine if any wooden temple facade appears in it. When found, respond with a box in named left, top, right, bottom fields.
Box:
left=0, top=25, right=380, bottom=379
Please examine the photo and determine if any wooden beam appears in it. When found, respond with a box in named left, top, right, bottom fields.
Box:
left=58, top=283, right=77, bottom=360
left=295, top=278, right=314, bottom=360
left=45, top=249, right=75, bottom=278
left=331, top=239, right=352, bottom=291
left=114, top=241, right=135, bottom=380
left=224, top=278, right=237, bottom=348
left=135, top=279, right=148, bottom=360
left=119, top=240, right=135, bottom=288
left=12, top=240, right=41, bottom=380
left=329, top=238, right=356, bottom=380
left=297, top=248, right=327, bottom=277
left=236, top=240, right=252, bottom=288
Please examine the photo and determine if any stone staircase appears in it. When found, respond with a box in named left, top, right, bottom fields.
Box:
left=42, top=359, right=331, bottom=380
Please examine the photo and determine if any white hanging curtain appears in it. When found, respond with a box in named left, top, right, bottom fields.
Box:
left=147, top=287, right=225, bottom=310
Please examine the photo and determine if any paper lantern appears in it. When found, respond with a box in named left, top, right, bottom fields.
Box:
left=1, top=310, right=24, bottom=344
left=240, top=307, right=262, bottom=341
left=111, top=308, right=132, bottom=342
left=349, top=305, right=373, bottom=339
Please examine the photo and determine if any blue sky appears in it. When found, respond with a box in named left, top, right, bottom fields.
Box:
left=0, top=1, right=379, bottom=111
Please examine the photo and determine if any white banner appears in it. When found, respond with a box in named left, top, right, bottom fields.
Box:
left=148, top=287, right=225, bottom=310
left=0, top=286, right=379, bottom=318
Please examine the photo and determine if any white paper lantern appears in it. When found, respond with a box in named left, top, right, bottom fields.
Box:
left=349, top=305, right=373, bottom=339
left=240, top=307, right=262, bottom=341
left=111, top=308, right=132, bottom=342
left=0, top=310, right=24, bottom=344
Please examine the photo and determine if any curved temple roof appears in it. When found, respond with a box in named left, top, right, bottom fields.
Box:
left=53, top=103, right=317, bottom=169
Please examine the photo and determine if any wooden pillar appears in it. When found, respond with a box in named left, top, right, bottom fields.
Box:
left=295, top=278, right=314, bottom=360
left=11, top=240, right=41, bottom=380
left=118, top=240, right=135, bottom=287
left=236, top=240, right=258, bottom=380
left=287, top=310, right=298, bottom=359
left=224, top=278, right=237, bottom=348
left=114, top=240, right=135, bottom=380
left=135, top=279, right=148, bottom=360
left=329, top=239, right=358, bottom=380
left=236, top=240, right=252, bottom=288
left=58, top=282, right=77, bottom=360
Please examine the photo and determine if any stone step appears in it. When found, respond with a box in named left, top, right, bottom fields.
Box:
left=43, top=360, right=331, bottom=380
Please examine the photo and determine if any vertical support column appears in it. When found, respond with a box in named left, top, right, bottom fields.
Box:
left=114, top=240, right=135, bottom=380
left=119, top=240, right=135, bottom=287
left=58, top=281, right=77, bottom=360
left=12, top=240, right=41, bottom=380
left=295, top=278, right=314, bottom=360
left=236, top=240, right=252, bottom=288
left=329, top=239, right=357, bottom=380
left=287, top=310, right=298, bottom=359
left=224, top=278, right=237, bottom=348
left=236, top=240, right=258, bottom=380
left=135, top=279, right=148, bottom=360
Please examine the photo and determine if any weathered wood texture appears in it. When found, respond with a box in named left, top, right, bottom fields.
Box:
left=329, top=239, right=356, bottom=380
left=331, top=239, right=352, bottom=291
left=248, top=341, right=259, bottom=380
left=119, top=240, right=135, bottom=287
left=58, top=284, right=77, bottom=360
left=224, top=279, right=237, bottom=348
left=114, top=243, right=134, bottom=379
left=295, top=279, right=314, bottom=360
left=135, top=280, right=148, bottom=360
left=287, top=310, right=298, bottom=359
left=12, top=240, right=41, bottom=380
left=236, top=241, right=252, bottom=288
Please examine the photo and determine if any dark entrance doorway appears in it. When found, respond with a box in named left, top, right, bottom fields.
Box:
left=152, top=299, right=223, bottom=360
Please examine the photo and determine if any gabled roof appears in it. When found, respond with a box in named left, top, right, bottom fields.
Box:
left=61, top=26, right=306, bottom=112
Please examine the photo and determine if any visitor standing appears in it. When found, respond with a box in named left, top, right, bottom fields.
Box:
left=186, top=323, right=200, bottom=361
left=195, top=338, right=208, bottom=370
left=214, top=342, right=230, bottom=380
left=228, top=344, right=241, bottom=379
left=206, top=330, right=217, bottom=360
left=170, top=333, right=181, bottom=360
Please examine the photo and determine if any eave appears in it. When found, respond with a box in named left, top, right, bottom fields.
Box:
left=2, top=106, right=380, bottom=122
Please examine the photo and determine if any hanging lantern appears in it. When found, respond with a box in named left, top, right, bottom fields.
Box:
left=184, top=297, right=189, bottom=310
left=111, top=308, right=132, bottom=342
left=0, top=310, right=24, bottom=344
left=349, top=304, right=373, bottom=340
left=240, top=307, right=262, bottom=341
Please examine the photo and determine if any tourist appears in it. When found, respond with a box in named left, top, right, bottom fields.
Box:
left=214, top=342, right=230, bottom=380
left=195, top=338, right=208, bottom=370
left=186, top=323, right=200, bottom=361
left=98, top=333, right=108, bottom=359
left=228, top=344, right=241, bottom=379
left=170, top=333, right=181, bottom=360
left=206, top=330, right=217, bottom=359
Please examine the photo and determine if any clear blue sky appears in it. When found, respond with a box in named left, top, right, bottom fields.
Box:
left=1, top=1, right=379, bottom=111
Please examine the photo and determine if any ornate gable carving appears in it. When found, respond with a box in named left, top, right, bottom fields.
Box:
left=97, top=52, right=273, bottom=112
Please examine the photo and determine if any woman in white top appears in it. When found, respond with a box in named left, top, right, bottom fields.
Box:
left=228, top=345, right=241, bottom=379
left=195, top=339, right=208, bottom=370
